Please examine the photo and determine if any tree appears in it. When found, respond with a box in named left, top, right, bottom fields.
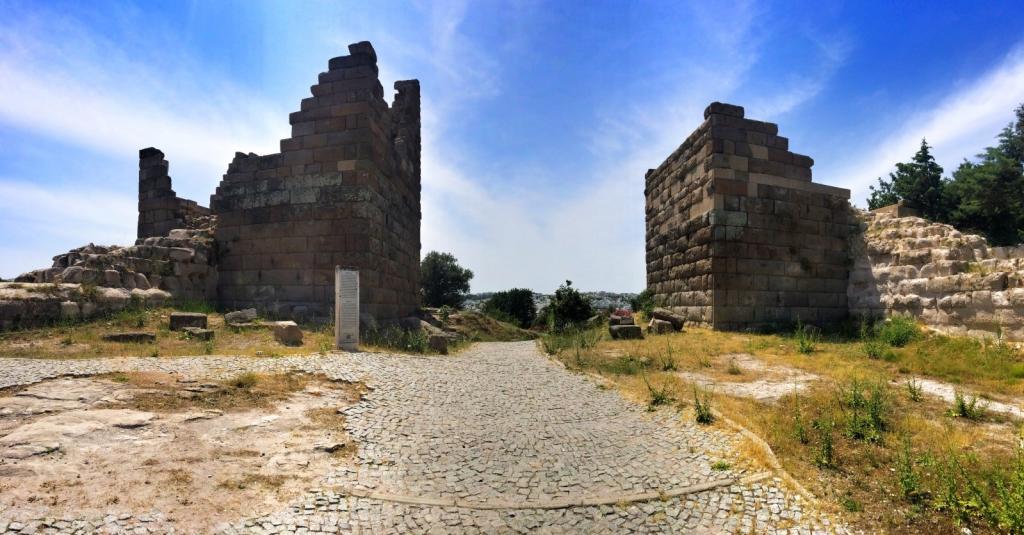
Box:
left=482, top=288, right=536, bottom=328
left=420, top=251, right=474, bottom=308
left=945, top=103, right=1024, bottom=246
left=547, top=280, right=593, bottom=331
left=867, top=139, right=947, bottom=220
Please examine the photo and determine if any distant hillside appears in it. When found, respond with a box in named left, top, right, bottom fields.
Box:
left=463, top=291, right=638, bottom=312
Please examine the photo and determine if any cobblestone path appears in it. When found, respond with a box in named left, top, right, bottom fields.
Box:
left=0, top=341, right=845, bottom=533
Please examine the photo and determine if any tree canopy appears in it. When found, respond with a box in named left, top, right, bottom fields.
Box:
left=420, top=251, right=474, bottom=308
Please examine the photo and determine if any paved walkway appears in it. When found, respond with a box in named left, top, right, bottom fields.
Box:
left=0, top=341, right=844, bottom=533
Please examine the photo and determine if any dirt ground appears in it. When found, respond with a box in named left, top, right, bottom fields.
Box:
left=0, top=372, right=363, bottom=532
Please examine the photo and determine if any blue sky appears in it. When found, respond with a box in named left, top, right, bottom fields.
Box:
left=1, top=1, right=1023, bottom=292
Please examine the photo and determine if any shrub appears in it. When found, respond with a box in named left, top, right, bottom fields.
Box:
left=547, top=280, right=593, bottom=331
left=795, top=321, right=817, bottom=354
left=420, top=251, right=474, bottom=308
left=863, top=338, right=888, bottom=359
left=843, top=379, right=887, bottom=443
left=693, top=387, right=714, bottom=424
left=878, top=315, right=919, bottom=347
left=629, top=289, right=655, bottom=316
left=230, top=372, right=259, bottom=389
left=906, top=378, right=924, bottom=402
left=482, top=288, right=536, bottom=328
left=950, top=390, right=986, bottom=420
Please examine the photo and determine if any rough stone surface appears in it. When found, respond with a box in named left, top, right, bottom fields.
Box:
left=610, top=324, right=644, bottom=340
left=182, top=326, right=215, bottom=340
left=850, top=210, right=1024, bottom=340
left=224, top=308, right=258, bottom=325
left=168, top=312, right=207, bottom=331
left=272, top=321, right=304, bottom=346
left=0, top=341, right=845, bottom=533
left=0, top=284, right=171, bottom=332
left=645, top=102, right=853, bottom=330
left=647, top=318, right=675, bottom=335
left=428, top=333, right=449, bottom=354
left=650, top=307, right=686, bottom=331
left=100, top=332, right=156, bottom=343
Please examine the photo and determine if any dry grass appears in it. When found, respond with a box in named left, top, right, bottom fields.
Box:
left=0, top=307, right=339, bottom=360
left=105, top=371, right=359, bottom=413
left=549, top=324, right=1024, bottom=534
left=217, top=473, right=287, bottom=491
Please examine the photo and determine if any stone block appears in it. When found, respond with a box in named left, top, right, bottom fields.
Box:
left=101, top=332, right=156, bottom=343
left=609, top=324, right=644, bottom=340
left=169, top=312, right=208, bottom=331
left=272, top=321, right=303, bottom=346
left=182, top=327, right=214, bottom=341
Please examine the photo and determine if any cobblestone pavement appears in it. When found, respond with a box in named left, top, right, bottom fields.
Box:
left=0, top=341, right=846, bottom=533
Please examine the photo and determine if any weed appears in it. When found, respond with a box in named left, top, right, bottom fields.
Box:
left=203, top=340, right=215, bottom=355
left=843, top=379, right=887, bottom=443
left=812, top=418, right=836, bottom=468
left=726, top=357, right=742, bottom=375
left=697, top=355, right=712, bottom=368
left=795, top=320, right=817, bottom=354
left=950, top=390, right=986, bottom=420
left=878, top=315, right=918, bottom=347
left=76, top=283, right=99, bottom=302
left=792, top=395, right=810, bottom=444
left=60, top=336, right=74, bottom=346
left=364, top=326, right=429, bottom=353
left=863, top=338, right=887, bottom=360
left=895, top=437, right=922, bottom=502
left=841, top=496, right=863, bottom=512
left=643, top=374, right=674, bottom=411
left=230, top=372, right=259, bottom=389
left=659, top=342, right=678, bottom=371
left=711, top=460, right=731, bottom=471
left=148, top=348, right=159, bottom=358
left=693, top=387, right=714, bottom=424
left=318, top=339, right=333, bottom=354
left=906, top=378, right=923, bottom=402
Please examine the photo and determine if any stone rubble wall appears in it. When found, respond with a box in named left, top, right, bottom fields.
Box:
left=646, top=102, right=852, bottom=330
left=211, top=41, right=421, bottom=322
left=0, top=283, right=172, bottom=331
left=137, top=147, right=211, bottom=239
left=849, top=211, right=1024, bottom=340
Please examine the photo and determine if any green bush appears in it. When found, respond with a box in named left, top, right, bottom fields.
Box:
left=546, top=280, right=593, bottom=331
left=629, top=289, right=655, bottom=316
left=693, top=387, right=714, bottom=424
left=878, top=315, right=919, bottom=347
left=795, top=321, right=817, bottom=354
left=482, top=288, right=536, bottom=328
left=420, top=251, right=474, bottom=308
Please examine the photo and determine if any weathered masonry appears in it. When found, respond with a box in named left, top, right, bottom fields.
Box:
left=138, top=148, right=212, bottom=239
left=645, top=102, right=852, bottom=330
left=210, top=42, right=421, bottom=321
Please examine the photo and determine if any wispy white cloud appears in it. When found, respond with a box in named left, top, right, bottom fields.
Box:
left=830, top=45, right=1024, bottom=205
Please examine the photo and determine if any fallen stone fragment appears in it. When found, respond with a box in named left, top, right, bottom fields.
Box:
left=101, top=332, right=156, bottom=343
left=650, top=307, right=685, bottom=331
left=182, top=326, right=215, bottom=341
left=224, top=308, right=258, bottom=325
left=272, top=321, right=303, bottom=346
left=428, top=334, right=449, bottom=354
left=610, top=324, right=643, bottom=340
left=169, top=312, right=208, bottom=331
left=647, top=318, right=675, bottom=335
left=314, top=442, right=348, bottom=453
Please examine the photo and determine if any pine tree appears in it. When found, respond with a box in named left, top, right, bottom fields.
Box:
left=946, top=104, right=1024, bottom=246
left=867, top=139, right=947, bottom=220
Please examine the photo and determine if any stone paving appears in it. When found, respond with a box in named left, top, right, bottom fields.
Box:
left=0, top=341, right=846, bottom=533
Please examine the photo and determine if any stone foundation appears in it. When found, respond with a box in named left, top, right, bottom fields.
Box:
left=645, top=102, right=853, bottom=330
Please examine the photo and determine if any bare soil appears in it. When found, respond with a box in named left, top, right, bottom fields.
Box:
left=0, top=372, right=363, bottom=532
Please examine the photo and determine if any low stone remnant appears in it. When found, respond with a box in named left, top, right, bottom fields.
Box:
left=169, top=312, right=207, bottom=331
left=850, top=210, right=1024, bottom=340
left=101, top=332, right=156, bottom=343
left=0, top=284, right=171, bottom=331
left=272, top=321, right=303, bottom=346
left=428, top=334, right=449, bottom=354
left=224, top=308, right=258, bottom=326
left=610, top=324, right=643, bottom=340
left=182, top=327, right=214, bottom=341
left=609, top=314, right=634, bottom=326
left=647, top=318, right=675, bottom=335
left=650, top=307, right=685, bottom=331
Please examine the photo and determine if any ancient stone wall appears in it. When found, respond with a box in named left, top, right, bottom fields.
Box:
left=210, top=42, right=421, bottom=321
left=138, top=148, right=211, bottom=239
left=646, top=102, right=853, bottom=330
left=850, top=211, right=1024, bottom=340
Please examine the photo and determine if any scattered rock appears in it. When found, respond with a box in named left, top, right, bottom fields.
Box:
left=314, top=442, right=348, bottom=453
left=169, top=312, right=208, bottom=331
left=647, top=318, right=675, bottom=335
left=650, top=307, right=685, bottom=331
left=609, top=324, right=643, bottom=340
left=101, top=332, right=156, bottom=343
left=224, top=308, right=258, bottom=325
left=428, top=334, right=449, bottom=354
left=182, top=327, right=215, bottom=341
left=272, top=321, right=303, bottom=346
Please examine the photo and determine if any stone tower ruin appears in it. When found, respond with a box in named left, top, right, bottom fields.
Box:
left=645, top=102, right=852, bottom=330
left=210, top=42, right=421, bottom=321
left=8, top=41, right=422, bottom=326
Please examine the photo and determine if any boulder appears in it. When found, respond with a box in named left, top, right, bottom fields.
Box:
left=650, top=307, right=685, bottom=331
left=609, top=324, right=643, bottom=340
left=169, top=312, right=207, bottom=331
left=647, top=318, right=674, bottom=335
left=225, top=308, right=258, bottom=325
left=182, top=327, right=214, bottom=341
left=272, top=321, right=303, bottom=346
left=101, top=332, right=156, bottom=343
left=428, top=334, right=449, bottom=355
